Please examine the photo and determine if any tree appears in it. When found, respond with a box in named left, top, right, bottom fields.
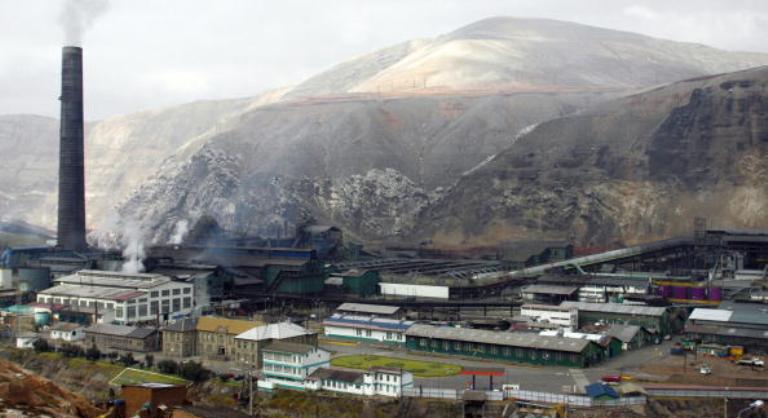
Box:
left=60, top=343, right=83, bottom=358
left=33, top=338, right=50, bottom=353
left=107, top=351, right=119, bottom=362
left=157, top=359, right=179, bottom=375
left=119, top=352, right=136, bottom=367
left=85, top=344, right=101, bottom=361
left=144, top=353, right=154, bottom=369
left=178, top=360, right=212, bottom=383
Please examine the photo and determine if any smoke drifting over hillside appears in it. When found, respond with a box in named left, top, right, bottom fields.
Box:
left=59, top=0, right=110, bottom=46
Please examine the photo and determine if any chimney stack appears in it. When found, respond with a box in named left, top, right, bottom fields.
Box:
left=57, top=46, right=87, bottom=252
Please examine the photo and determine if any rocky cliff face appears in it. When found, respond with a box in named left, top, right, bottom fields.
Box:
left=4, top=17, right=768, bottom=246
left=118, top=92, right=606, bottom=243
left=416, top=67, right=768, bottom=246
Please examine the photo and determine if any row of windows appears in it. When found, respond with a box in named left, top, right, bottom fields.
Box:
left=263, top=352, right=303, bottom=364
left=264, top=363, right=300, bottom=375
left=117, top=297, right=192, bottom=318
left=148, top=288, right=192, bottom=298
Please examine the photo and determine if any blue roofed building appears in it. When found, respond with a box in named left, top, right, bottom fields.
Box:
left=585, top=383, right=619, bottom=400
left=322, top=313, right=414, bottom=345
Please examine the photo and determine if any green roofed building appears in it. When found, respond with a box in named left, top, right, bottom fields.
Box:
left=405, top=324, right=606, bottom=368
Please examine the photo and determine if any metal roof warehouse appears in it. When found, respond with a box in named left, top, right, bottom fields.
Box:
left=560, top=301, right=667, bottom=317
left=405, top=324, right=608, bottom=368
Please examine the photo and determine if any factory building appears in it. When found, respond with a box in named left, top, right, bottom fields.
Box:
left=606, top=325, right=654, bottom=351
left=162, top=318, right=197, bottom=358
left=147, top=246, right=327, bottom=295
left=234, top=321, right=317, bottom=367
left=335, top=303, right=402, bottom=319
left=323, top=314, right=414, bottom=345
left=520, top=304, right=578, bottom=328
left=36, top=270, right=193, bottom=325
left=521, top=284, right=579, bottom=305
left=405, top=324, right=607, bottom=367
left=685, top=303, right=768, bottom=352
left=325, top=270, right=380, bottom=297
left=559, top=301, right=679, bottom=336
left=84, top=324, right=159, bottom=352
left=37, top=270, right=194, bottom=324
left=150, top=264, right=232, bottom=312
left=195, top=316, right=263, bottom=360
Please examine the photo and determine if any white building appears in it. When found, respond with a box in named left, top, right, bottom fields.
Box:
left=234, top=321, right=317, bottom=367
left=260, top=341, right=330, bottom=390
left=15, top=332, right=39, bottom=349
left=520, top=304, right=578, bottom=328
left=49, top=322, right=85, bottom=342
left=323, top=313, right=414, bottom=345
left=36, top=270, right=194, bottom=325
left=305, top=367, right=414, bottom=397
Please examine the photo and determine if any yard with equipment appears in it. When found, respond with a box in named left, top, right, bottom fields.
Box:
left=331, top=354, right=462, bottom=378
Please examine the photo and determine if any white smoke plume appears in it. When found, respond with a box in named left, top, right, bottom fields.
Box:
left=59, top=0, right=111, bottom=46
left=120, top=221, right=146, bottom=274
left=169, top=219, right=189, bottom=245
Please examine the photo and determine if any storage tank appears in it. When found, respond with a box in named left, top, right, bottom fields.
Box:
left=672, top=286, right=687, bottom=299
left=709, top=287, right=723, bottom=301
left=690, top=287, right=706, bottom=300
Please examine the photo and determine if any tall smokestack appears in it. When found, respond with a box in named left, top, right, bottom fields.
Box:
left=57, top=46, right=87, bottom=252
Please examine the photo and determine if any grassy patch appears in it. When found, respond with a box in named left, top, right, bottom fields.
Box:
left=110, top=367, right=189, bottom=386
left=331, top=355, right=461, bottom=378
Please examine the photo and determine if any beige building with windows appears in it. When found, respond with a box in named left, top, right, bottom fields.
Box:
left=161, top=318, right=197, bottom=357
left=196, top=316, right=263, bottom=360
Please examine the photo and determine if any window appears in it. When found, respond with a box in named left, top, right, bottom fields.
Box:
left=161, top=290, right=170, bottom=296
left=419, top=338, right=428, bottom=347
left=172, top=298, right=181, bottom=312
left=386, top=332, right=393, bottom=340
left=116, top=307, right=124, bottom=318
left=127, top=299, right=135, bottom=304
left=183, top=297, right=191, bottom=309
left=150, top=301, right=159, bottom=315
left=161, top=300, right=170, bottom=314
left=138, top=298, right=147, bottom=303
left=365, top=330, right=372, bottom=337
left=356, top=329, right=363, bottom=336
left=172, top=289, right=181, bottom=295
left=138, top=304, right=148, bottom=317
left=150, top=291, right=159, bottom=298
left=127, top=306, right=136, bottom=319
left=183, top=288, right=191, bottom=294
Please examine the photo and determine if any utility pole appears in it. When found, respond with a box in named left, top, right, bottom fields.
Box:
left=249, top=368, right=253, bottom=417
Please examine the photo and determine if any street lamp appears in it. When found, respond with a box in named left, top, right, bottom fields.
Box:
left=737, top=400, right=764, bottom=418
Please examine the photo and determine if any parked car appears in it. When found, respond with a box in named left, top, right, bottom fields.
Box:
left=699, top=364, right=712, bottom=375
left=736, top=357, right=765, bottom=367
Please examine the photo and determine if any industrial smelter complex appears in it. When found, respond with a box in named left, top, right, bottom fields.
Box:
left=2, top=42, right=768, bottom=416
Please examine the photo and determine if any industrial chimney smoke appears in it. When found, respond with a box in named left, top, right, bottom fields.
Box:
left=57, top=46, right=87, bottom=252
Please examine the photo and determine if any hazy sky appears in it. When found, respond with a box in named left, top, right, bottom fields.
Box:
left=1, top=0, right=767, bottom=120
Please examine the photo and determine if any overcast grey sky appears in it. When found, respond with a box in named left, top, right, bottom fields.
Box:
left=1, top=0, right=767, bottom=120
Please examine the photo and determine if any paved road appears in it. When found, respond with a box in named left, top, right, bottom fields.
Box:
left=320, top=338, right=676, bottom=393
